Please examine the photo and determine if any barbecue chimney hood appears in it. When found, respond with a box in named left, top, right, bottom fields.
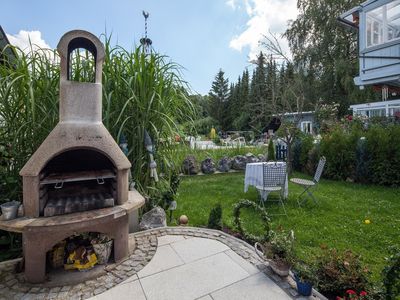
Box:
left=20, top=30, right=131, bottom=218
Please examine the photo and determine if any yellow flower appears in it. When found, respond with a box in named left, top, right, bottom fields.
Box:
left=364, top=219, right=371, bottom=224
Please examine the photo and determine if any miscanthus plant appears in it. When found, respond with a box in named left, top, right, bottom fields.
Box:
left=0, top=36, right=194, bottom=203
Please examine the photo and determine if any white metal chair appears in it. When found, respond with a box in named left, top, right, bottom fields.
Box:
left=220, top=137, right=231, bottom=147
left=232, top=137, right=246, bottom=147
left=290, top=156, right=326, bottom=206
left=256, top=163, right=287, bottom=216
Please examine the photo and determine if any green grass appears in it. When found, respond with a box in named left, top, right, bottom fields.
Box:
left=173, top=172, right=400, bottom=282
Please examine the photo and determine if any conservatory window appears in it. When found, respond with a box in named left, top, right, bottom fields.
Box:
left=386, top=1, right=400, bottom=41
left=354, top=109, right=368, bottom=116
left=366, top=6, right=383, bottom=47
left=301, top=121, right=312, bottom=134
left=369, top=108, right=386, bottom=117
left=366, top=1, right=400, bottom=47
left=389, top=106, right=400, bottom=116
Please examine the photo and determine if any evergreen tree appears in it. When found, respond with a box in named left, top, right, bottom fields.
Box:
left=248, top=52, right=269, bottom=130
left=278, top=63, right=286, bottom=99
left=225, top=82, right=236, bottom=129
left=267, top=139, right=275, bottom=161
left=208, top=69, right=230, bottom=130
left=229, top=76, right=241, bottom=126
left=207, top=203, right=222, bottom=230
left=266, top=55, right=278, bottom=112
left=234, top=69, right=251, bottom=130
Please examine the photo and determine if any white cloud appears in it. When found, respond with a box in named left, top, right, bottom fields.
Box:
left=227, top=0, right=298, bottom=61
left=6, top=30, right=51, bottom=53
left=226, top=0, right=237, bottom=9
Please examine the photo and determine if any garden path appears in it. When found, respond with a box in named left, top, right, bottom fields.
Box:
left=91, top=234, right=291, bottom=300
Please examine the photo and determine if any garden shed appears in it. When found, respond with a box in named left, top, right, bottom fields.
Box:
left=280, top=111, right=315, bottom=135
left=339, top=0, right=400, bottom=88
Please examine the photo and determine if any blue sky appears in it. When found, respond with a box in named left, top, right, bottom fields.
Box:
left=2, top=0, right=297, bottom=95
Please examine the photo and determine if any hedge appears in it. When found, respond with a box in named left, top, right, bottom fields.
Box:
left=295, top=124, right=400, bottom=186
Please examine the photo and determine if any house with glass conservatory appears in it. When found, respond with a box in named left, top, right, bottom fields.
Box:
left=339, top=0, right=400, bottom=118
left=339, top=0, right=400, bottom=87
left=350, top=98, right=400, bottom=117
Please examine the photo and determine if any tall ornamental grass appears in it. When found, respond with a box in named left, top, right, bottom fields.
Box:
left=0, top=37, right=195, bottom=203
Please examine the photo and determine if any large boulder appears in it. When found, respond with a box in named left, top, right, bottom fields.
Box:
left=182, top=155, right=199, bottom=175
left=245, top=153, right=259, bottom=164
left=232, top=155, right=247, bottom=170
left=201, top=157, right=216, bottom=174
left=139, top=206, right=167, bottom=230
left=257, top=154, right=266, bottom=162
left=217, top=156, right=232, bottom=172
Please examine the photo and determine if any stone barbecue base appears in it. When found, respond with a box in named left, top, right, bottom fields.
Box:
left=0, top=233, right=156, bottom=300
left=0, top=227, right=327, bottom=300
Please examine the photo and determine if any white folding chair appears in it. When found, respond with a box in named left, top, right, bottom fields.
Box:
left=290, top=156, right=326, bottom=206
left=256, top=163, right=287, bottom=216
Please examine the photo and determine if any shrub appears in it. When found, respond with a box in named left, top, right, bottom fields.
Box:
left=299, top=134, right=314, bottom=169
left=315, top=248, right=370, bottom=297
left=207, top=203, right=222, bottom=230
left=365, top=125, right=400, bottom=186
left=267, top=139, right=275, bottom=161
left=292, top=138, right=302, bottom=172
left=320, top=128, right=361, bottom=180
left=382, top=246, right=400, bottom=299
left=191, top=117, right=219, bottom=135
left=355, top=137, right=370, bottom=183
left=305, top=144, right=320, bottom=176
left=292, top=134, right=314, bottom=172
left=293, top=261, right=318, bottom=285
left=313, top=122, right=400, bottom=186
left=162, top=172, right=180, bottom=208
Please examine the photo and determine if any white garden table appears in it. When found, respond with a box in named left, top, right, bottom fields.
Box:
left=244, top=162, right=289, bottom=200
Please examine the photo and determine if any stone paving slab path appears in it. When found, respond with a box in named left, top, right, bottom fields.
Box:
left=90, top=235, right=292, bottom=300
left=0, top=226, right=325, bottom=299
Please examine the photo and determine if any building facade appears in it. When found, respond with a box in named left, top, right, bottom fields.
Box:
left=339, top=0, right=400, bottom=88
left=350, top=98, right=400, bottom=117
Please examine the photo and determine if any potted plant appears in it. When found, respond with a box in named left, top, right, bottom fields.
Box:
left=254, top=229, right=295, bottom=277
left=293, top=261, right=317, bottom=296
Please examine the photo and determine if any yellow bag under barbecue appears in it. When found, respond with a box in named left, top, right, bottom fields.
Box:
left=64, top=252, right=98, bottom=271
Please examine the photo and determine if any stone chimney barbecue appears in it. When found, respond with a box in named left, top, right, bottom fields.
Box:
left=0, top=30, right=145, bottom=283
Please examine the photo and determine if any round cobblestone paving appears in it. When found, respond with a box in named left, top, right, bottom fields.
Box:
left=0, top=227, right=326, bottom=300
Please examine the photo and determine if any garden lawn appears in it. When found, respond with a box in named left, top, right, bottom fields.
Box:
left=173, top=172, right=400, bottom=282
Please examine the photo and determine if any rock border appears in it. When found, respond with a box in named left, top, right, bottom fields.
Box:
left=0, top=227, right=327, bottom=300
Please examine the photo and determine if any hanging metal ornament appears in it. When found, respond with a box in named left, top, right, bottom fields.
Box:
left=140, top=11, right=153, bottom=55
left=144, top=130, right=158, bottom=182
